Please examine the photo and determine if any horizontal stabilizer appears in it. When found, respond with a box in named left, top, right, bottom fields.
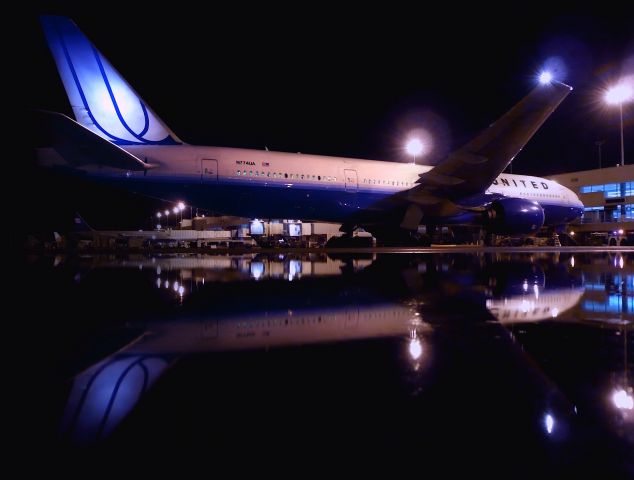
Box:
left=35, top=110, right=157, bottom=171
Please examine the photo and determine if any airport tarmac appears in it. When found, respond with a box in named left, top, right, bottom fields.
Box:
left=18, top=250, right=633, bottom=474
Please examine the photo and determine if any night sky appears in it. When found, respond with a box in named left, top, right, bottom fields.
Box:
left=19, top=4, right=634, bottom=231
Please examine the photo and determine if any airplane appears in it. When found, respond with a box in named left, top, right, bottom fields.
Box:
left=36, top=16, right=584, bottom=245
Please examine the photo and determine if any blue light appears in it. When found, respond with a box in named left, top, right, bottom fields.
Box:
left=544, top=413, right=555, bottom=434
left=539, top=71, right=553, bottom=85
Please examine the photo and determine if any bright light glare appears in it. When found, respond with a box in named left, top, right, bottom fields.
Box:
left=618, top=229, right=624, bottom=235
left=156, top=212, right=162, bottom=218
left=164, top=210, right=169, bottom=216
left=539, top=71, right=553, bottom=85
left=612, top=389, right=634, bottom=410
left=406, top=138, right=424, bottom=156
left=173, top=207, right=179, bottom=214
left=178, top=202, right=185, bottom=211
left=605, top=84, right=633, bottom=105
left=544, top=414, right=555, bottom=434
left=408, top=338, right=423, bottom=360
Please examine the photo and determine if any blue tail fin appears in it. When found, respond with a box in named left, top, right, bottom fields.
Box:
left=40, top=16, right=182, bottom=146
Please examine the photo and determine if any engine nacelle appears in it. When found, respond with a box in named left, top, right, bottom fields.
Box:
left=484, top=198, right=545, bottom=235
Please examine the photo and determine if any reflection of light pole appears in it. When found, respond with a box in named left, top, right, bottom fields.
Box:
left=605, top=83, right=633, bottom=166
left=406, top=138, right=424, bottom=165
left=156, top=212, right=162, bottom=230
left=595, top=140, right=604, bottom=169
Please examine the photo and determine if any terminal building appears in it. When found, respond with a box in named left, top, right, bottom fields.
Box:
left=548, top=164, right=634, bottom=245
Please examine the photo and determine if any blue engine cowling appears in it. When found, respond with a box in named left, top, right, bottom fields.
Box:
left=484, top=198, right=545, bottom=235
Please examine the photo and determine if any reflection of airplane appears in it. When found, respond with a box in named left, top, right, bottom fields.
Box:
left=55, top=251, right=634, bottom=455
left=486, top=289, right=584, bottom=324
left=61, top=301, right=421, bottom=444
left=37, top=16, right=582, bottom=244
left=67, top=252, right=376, bottom=283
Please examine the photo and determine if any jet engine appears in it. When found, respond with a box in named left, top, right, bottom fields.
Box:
left=484, top=198, right=545, bottom=235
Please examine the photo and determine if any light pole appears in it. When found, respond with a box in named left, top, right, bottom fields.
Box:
left=605, top=83, right=633, bottom=166
left=173, top=206, right=180, bottom=229
left=595, top=140, right=604, bottom=169
left=156, top=212, right=162, bottom=230
left=405, top=138, right=424, bottom=165
left=164, top=209, right=170, bottom=229
left=178, top=202, right=186, bottom=226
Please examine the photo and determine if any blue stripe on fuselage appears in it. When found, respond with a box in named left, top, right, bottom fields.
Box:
left=73, top=170, right=583, bottom=226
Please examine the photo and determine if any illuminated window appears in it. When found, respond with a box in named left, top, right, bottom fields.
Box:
left=237, top=170, right=241, bottom=175
left=249, top=171, right=253, bottom=176
left=605, top=183, right=620, bottom=198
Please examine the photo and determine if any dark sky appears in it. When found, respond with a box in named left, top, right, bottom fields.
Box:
left=24, top=5, right=633, bottom=174
left=18, top=4, right=634, bottom=231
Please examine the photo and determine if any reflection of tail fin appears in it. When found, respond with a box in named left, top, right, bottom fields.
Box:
left=61, top=354, right=169, bottom=443
left=40, top=16, right=182, bottom=146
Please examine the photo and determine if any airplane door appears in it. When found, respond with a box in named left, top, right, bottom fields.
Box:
left=201, top=159, right=218, bottom=182
left=344, top=169, right=358, bottom=192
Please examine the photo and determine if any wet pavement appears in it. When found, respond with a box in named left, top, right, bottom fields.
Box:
left=18, top=250, right=633, bottom=474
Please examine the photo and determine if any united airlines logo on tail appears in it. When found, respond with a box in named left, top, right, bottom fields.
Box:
left=41, top=16, right=181, bottom=146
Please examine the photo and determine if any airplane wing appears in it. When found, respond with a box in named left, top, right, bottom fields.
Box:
left=395, top=81, right=572, bottom=228
left=34, top=110, right=157, bottom=171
